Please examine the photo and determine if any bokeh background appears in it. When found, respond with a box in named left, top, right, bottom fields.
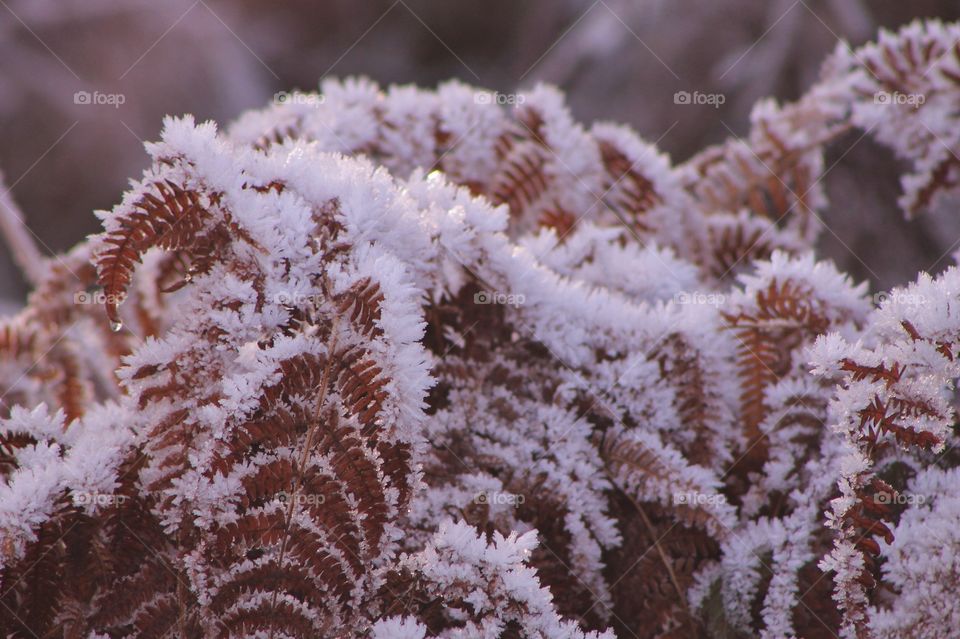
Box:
left=3, top=0, right=960, bottom=308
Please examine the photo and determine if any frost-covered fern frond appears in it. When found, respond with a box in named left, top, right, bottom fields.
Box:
left=811, top=265, right=960, bottom=639
left=4, top=17, right=960, bottom=639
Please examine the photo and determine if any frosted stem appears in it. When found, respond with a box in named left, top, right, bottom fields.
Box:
left=0, top=172, right=45, bottom=286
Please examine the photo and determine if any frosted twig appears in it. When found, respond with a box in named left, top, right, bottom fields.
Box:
left=0, top=171, right=45, bottom=286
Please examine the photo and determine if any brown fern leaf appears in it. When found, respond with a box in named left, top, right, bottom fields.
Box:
left=605, top=496, right=717, bottom=638
left=707, top=216, right=779, bottom=280
left=142, top=406, right=200, bottom=495
left=24, top=246, right=102, bottom=332
left=0, top=317, right=98, bottom=426
left=211, top=505, right=365, bottom=592
left=95, top=180, right=211, bottom=324
left=0, top=422, right=161, bottom=637
left=512, top=489, right=608, bottom=629
left=50, top=343, right=89, bottom=424
left=319, top=426, right=390, bottom=550
left=238, top=457, right=298, bottom=507
left=600, top=431, right=732, bottom=537
left=724, top=279, right=828, bottom=471
left=538, top=207, right=579, bottom=239
left=376, top=439, right=414, bottom=505
left=212, top=510, right=289, bottom=551
left=597, top=139, right=661, bottom=230
left=155, top=227, right=231, bottom=294
left=858, top=25, right=956, bottom=99
left=0, top=321, right=35, bottom=359
left=253, top=119, right=304, bottom=152
left=88, top=529, right=179, bottom=633
left=224, top=414, right=304, bottom=461
left=336, top=348, right=388, bottom=430
left=378, top=568, right=447, bottom=633
left=654, top=334, right=723, bottom=467
left=197, top=343, right=402, bottom=631
left=205, top=476, right=364, bottom=626
left=291, top=478, right=366, bottom=577
left=0, top=322, right=40, bottom=418
left=335, top=277, right=385, bottom=337
left=138, top=365, right=189, bottom=411
left=904, top=151, right=960, bottom=217
left=219, top=599, right=318, bottom=639
left=95, top=560, right=176, bottom=630
left=0, top=505, right=75, bottom=636
left=685, top=122, right=824, bottom=239
left=740, top=132, right=816, bottom=224
left=244, top=180, right=287, bottom=194
left=260, top=353, right=328, bottom=417
left=92, top=560, right=178, bottom=633
left=131, top=594, right=196, bottom=639
left=490, top=139, right=550, bottom=219
left=208, top=497, right=362, bottom=621
left=0, top=431, right=35, bottom=477
left=210, top=562, right=331, bottom=614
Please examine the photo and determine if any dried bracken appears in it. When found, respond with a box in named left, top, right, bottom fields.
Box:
left=3, top=18, right=960, bottom=639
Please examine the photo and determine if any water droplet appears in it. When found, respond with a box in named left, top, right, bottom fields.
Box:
left=110, top=320, right=123, bottom=333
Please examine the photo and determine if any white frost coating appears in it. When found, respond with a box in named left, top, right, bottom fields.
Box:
left=0, top=403, right=132, bottom=562
left=8, top=26, right=960, bottom=634
left=404, top=520, right=615, bottom=639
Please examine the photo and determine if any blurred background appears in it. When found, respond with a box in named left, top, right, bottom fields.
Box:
left=2, top=0, right=960, bottom=308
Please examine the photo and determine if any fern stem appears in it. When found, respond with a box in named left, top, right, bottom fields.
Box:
left=177, top=530, right=190, bottom=639
left=618, top=485, right=694, bottom=624
left=0, top=172, right=45, bottom=286
left=269, top=317, right=340, bottom=639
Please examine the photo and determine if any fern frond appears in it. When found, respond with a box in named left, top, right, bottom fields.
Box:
left=95, top=179, right=212, bottom=324
left=600, top=429, right=735, bottom=538
left=335, top=276, right=384, bottom=338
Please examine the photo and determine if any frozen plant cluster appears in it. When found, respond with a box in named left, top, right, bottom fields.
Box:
left=3, top=18, right=960, bottom=639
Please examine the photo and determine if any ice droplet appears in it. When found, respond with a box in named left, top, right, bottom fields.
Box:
left=110, top=320, right=123, bottom=333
